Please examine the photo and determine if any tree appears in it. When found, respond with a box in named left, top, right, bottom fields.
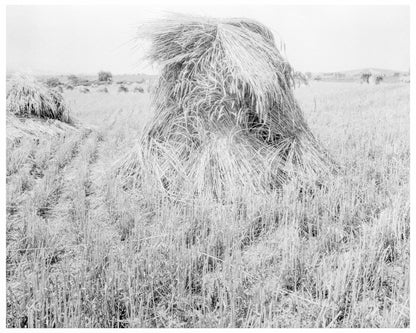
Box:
left=360, top=73, right=371, bottom=84
left=98, top=71, right=112, bottom=82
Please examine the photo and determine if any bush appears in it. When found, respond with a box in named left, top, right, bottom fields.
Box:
left=67, top=75, right=80, bottom=86
left=45, top=77, right=61, bottom=88
left=98, top=71, right=113, bottom=82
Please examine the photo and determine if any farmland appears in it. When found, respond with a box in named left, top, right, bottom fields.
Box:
left=6, top=81, right=409, bottom=328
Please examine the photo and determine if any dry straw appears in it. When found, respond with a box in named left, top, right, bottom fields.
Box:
left=98, top=86, right=109, bottom=93
left=7, top=73, right=71, bottom=123
left=116, top=15, right=336, bottom=202
left=133, top=86, right=144, bottom=93
left=118, top=85, right=129, bottom=93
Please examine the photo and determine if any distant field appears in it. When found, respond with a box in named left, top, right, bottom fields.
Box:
left=6, top=81, right=409, bottom=328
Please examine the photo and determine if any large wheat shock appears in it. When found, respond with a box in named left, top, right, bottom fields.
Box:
left=116, top=14, right=337, bottom=202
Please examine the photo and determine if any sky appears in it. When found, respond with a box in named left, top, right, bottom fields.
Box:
left=6, top=5, right=410, bottom=75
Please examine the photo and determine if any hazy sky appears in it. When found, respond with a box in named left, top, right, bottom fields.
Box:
left=6, top=5, right=410, bottom=75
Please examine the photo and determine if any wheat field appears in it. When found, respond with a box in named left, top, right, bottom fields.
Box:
left=6, top=81, right=409, bottom=328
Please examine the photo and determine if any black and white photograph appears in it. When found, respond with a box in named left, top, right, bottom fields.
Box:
left=2, top=0, right=413, bottom=329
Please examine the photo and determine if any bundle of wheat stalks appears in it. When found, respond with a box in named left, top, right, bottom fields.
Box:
left=116, top=15, right=336, bottom=202
left=7, top=73, right=70, bottom=123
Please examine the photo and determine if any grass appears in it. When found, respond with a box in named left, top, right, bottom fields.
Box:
left=6, top=81, right=409, bottom=328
